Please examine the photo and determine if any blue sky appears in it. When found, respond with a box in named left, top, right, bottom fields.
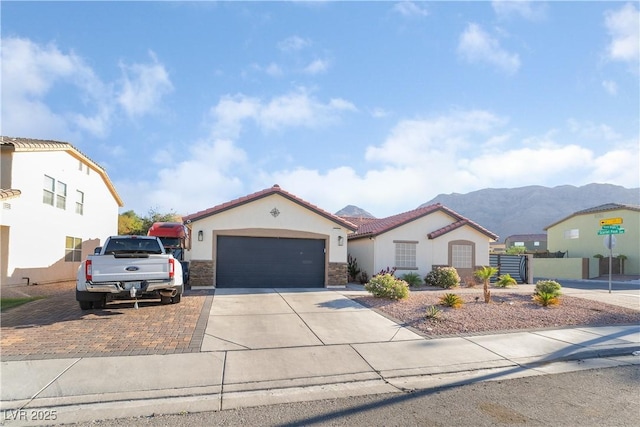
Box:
left=2, top=1, right=639, bottom=218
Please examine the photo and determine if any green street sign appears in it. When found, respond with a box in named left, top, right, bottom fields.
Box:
left=601, top=224, right=621, bottom=230
left=598, top=228, right=626, bottom=235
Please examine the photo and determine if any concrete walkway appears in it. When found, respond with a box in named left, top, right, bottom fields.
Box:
left=1, top=287, right=639, bottom=426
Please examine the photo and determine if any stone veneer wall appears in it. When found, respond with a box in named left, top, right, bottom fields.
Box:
left=328, top=262, right=348, bottom=286
left=189, top=260, right=214, bottom=286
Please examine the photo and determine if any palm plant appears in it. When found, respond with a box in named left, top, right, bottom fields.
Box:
left=474, top=266, right=499, bottom=303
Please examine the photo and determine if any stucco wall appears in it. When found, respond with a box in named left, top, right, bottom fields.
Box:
left=547, top=208, right=639, bottom=275
left=186, top=193, right=351, bottom=287
left=1, top=150, right=118, bottom=285
left=533, top=258, right=589, bottom=280
left=360, top=211, right=493, bottom=279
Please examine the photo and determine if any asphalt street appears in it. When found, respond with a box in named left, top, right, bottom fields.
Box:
left=62, top=365, right=640, bottom=427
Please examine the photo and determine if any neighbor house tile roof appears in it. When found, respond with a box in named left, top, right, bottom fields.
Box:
left=1, top=136, right=123, bottom=206
left=0, top=189, right=22, bottom=200
left=183, top=184, right=358, bottom=231
left=348, top=203, right=498, bottom=241
left=544, top=203, right=640, bottom=230
left=505, top=233, right=548, bottom=242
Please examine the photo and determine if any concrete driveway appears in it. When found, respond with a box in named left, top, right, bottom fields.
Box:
left=202, top=288, right=423, bottom=352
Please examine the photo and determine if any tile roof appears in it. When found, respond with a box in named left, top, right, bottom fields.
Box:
left=505, top=233, right=548, bottom=241
left=182, top=185, right=358, bottom=231
left=1, top=136, right=123, bottom=207
left=545, top=202, right=640, bottom=230
left=348, top=203, right=498, bottom=241
left=0, top=189, right=22, bottom=200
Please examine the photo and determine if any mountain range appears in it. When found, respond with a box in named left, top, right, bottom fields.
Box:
left=335, top=184, right=639, bottom=242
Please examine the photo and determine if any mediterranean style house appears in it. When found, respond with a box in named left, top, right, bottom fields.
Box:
left=343, top=204, right=499, bottom=282
left=183, top=185, right=357, bottom=288
left=1, top=137, right=123, bottom=286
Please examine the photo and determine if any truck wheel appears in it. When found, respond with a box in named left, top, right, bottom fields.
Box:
left=79, top=301, right=93, bottom=310
left=160, top=295, right=172, bottom=304
left=93, top=298, right=106, bottom=309
left=171, top=293, right=181, bottom=304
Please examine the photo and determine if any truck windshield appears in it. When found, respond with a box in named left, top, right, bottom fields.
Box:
left=104, top=238, right=163, bottom=255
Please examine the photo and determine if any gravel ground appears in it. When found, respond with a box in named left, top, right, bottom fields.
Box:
left=353, top=287, right=640, bottom=337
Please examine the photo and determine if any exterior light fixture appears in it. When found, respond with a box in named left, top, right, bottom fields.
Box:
left=338, top=236, right=344, bottom=246
left=198, top=230, right=204, bottom=241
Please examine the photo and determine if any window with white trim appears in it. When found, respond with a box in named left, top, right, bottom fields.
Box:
left=76, top=190, right=84, bottom=215
left=43, top=175, right=55, bottom=206
left=56, top=181, right=67, bottom=209
left=394, top=241, right=417, bottom=269
left=564, top=229, right=579, bottom=239
left=451, top=244, right=472, bottom=268
left=65, top=236, right=82, bottom=262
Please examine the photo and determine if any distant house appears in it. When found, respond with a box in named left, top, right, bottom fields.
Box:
left=183, top=185, right=356, bottom=288
left=1, top=137, right=123, bottom=286
left=344, top=204, right=498, bottom=282
left=504, top=234, right=547, bottom=252
left=544, top=203, right=640, bottom=277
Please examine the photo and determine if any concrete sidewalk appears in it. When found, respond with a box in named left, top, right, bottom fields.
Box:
left=1, top=288, right=639, bottom=426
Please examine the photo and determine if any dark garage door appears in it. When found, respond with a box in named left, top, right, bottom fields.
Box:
left=216, top=236, right=325, bottom=288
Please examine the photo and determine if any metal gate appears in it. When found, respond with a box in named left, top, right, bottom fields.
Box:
left=490, top=254, right=528, bottom=284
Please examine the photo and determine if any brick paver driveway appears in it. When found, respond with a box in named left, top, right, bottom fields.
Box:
left=1, top=282, right=212, bottom=361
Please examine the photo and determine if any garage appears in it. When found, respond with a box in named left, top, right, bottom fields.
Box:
left=216, top=236, right=325, bottom=288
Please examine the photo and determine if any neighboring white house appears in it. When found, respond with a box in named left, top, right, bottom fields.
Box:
left=1, top=137, right=123, bottom=286
left=182, top=185, right=357, bottom=288
left=344, top=204, right=499, bottom=282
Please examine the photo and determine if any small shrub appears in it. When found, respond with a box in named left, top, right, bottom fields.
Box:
left=533, top=292, right=560, bottom=307
left=424, top=267, right=460, bottom=288
left=401, top=272, right=424, bottom=287
left=364, top=274, right=410, bottom=300
left=375, top=266, right=397, bottom=277
left=347, top=254, right=361, bottom=282
left=495, top=274, right=517, bottom=288
left=534, top=280, right=562, bottom=297
left=359, top=271, right=369, bottom=285
left=439, top=293, right=464, bottom=309
left=463, top=275, right=479, bottom=288
left=425, top=305, right=442, bottom=319
left=533, top=280, right=562, bottom=307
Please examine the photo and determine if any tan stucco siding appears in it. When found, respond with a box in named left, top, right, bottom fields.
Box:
left=188, top=193, right=349, bottom=263
left=547, top=208, right=640, bottom=275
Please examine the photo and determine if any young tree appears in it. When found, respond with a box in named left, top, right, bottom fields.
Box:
left=474, top=266, right=499, bottom=303
left=118, top=210, right=144, bottom=235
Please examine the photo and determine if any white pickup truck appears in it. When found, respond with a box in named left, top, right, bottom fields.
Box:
left=76, top=235, right=184, bottom=310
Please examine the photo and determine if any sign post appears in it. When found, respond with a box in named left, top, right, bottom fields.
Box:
left=599, top=218, right=623, bottom=294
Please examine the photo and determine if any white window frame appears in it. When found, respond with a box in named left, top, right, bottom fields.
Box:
left=56, top=181, right=67, bottom=209
left=451, top=244, right=473, bottom=269
left=43, top=175, right=55, bottom=206
left=394, top=241, right=417, bottom=269
left=76, top=190, right=84, bottom=215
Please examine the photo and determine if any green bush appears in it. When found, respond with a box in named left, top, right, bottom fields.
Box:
left=533, top=292, right=560, bottom=307
left=424, top=267, right=460, bottom=288
left=534, top=280, right=562, bottom=297
left=425, top=305, right=442, bottom=319
left=495, top=274, right=518, bottom=288
left=401, top=272, right=424, bottom=287
left=439, top=293, right=463, bottom=308
left=365, top=274, right=410, bottom=300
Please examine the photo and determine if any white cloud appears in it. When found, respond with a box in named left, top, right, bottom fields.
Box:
left=277, top=35, right=311, bottom=52
left=116, top=138, right=249, bottom=215
left=604, top=2, right=640, bottom=63
left=208, top=89, right=356, bottom=137
left=1, top=37, right=111, bottom=139
left=117, top=51, right=174, bottom=118
left=492, top=0, right=547, bottom=21
left=393, top=1, right=429, bottom=18
left=567, top=119, right=620, bottom=141
left=588, top=139, right=640, bottom=187
left=303, top=58, right=330, bottom=74
left=458, top=23, right=521, bottom=74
